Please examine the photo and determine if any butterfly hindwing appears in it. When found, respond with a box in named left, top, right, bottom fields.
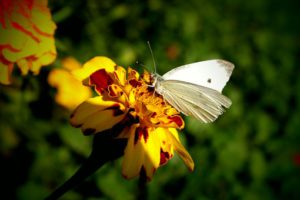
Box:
left=158, top=80, right=232, bottom=123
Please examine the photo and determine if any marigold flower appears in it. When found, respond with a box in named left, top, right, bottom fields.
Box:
left=70, top=56, right=194, bottom=180
left=0, top=0, right=56, bottom=85
left=48, top=57, right=92, bottom=110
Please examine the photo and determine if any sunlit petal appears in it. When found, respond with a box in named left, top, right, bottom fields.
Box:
left=80, top=109, right=125, bottom=135
left=165, top=129, right=194, bottom=171
left=122, top=126, right=160, bottom=180
left=122, top=125, right=143, bottom=179
left=143, top=128, right=161, bottom=180
left=61, top=57, right=82, bottom=71
left=72, top=56, right=116, bottom=85
left=114, top=66, right=127, bottom=86
left=70, top=96, right=126, bottom=135
left=48, top=67, right=92, bottom=110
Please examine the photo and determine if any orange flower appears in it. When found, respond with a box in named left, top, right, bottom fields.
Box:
left=48, top=57, right=92, bottom=110
left=0, top=0, right=56, bottom=85
left=70, top=56, right=194, bottom=181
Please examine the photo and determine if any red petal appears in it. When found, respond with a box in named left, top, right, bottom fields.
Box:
left=129, top=79, right=142, bottom=88
left=0, top=44, right=20, bottom=53
left=134, top=127, right=149, bottom=145
left=90, top=69, right=114, bottom=93
left=160, top=150, right=170, bottom=165
left=168, top=115, right=183, bottom=128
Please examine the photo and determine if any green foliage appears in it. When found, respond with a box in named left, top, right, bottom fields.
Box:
left=1, top=0, right=299, bottom=199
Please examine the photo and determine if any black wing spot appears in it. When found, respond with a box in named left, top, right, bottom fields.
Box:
left=207, top=78, right=211, bottom=83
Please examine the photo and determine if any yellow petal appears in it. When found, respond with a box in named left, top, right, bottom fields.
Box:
left=143, top=128, right=161, bottom=180
left=16, top=58, right=30, bottom=75
left=127, top=87, right=137, bottom=105
left=30, top=51, right=56, bottom=74
left=0, top=23, right=28, bottom=53
left=2, top=34, right=37, bottom=63
left=168, top=128, right=179, bottom=140
left=165, top=129, right=194, bottom=171
left=48, top=69, right=92, bottom=110
left=127, top=67, right=139, bottom=80
left=113, top=66, right=126, bottom=86
left=156, top=127, right=175, bottom=155
left=122, top=125, right=144, bottom=179
left=122, top=126, right=160, bottom=180
left=10, top=9, right=38, bottom=40
left=31, top=4, right=56, bottom=35
left=0, top=62, right=13, bottom=85
left=165, top=107, right=180, bottom=116
left=61, top=57, right=82, bottom=71
left=71, top=56, right=116, bottom=85
left=32, top=34, right=56, bottom=59
left=80, top=109, right=125, bottom=135
left=70, top=96, right=126, bottom=135
left=142, top=70, right=151, bottom=84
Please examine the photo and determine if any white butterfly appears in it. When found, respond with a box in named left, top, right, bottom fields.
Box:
left=152, top=59, right=234, bottom=123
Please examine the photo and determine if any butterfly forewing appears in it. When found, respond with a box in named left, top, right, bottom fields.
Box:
left=162, top=59, right=234, bottom=92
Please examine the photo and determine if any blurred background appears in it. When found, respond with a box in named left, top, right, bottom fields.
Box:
left=1, top=0, right=300, bottom=199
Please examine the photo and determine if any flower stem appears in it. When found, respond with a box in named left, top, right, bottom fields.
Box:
left=45, top=131, right=127, bottom=200
left=137, top=170, right=148, bottom=200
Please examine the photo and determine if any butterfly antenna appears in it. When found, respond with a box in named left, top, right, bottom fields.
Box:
left=147, top=41, right=157, bottom=74
left=135, top=60, right=146, bottom=68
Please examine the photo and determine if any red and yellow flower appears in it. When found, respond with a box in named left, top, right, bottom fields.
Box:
left=70, top=56, right=194, bottom=180
left=0, top=0, right=56, bottom=85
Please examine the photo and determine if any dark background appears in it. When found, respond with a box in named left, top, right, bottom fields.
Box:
left=1, top=0, right=300, bottom=199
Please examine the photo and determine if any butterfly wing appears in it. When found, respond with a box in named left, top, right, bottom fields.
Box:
left=158, top=80, right=232, bottom=123
left=162, top=59, right=234, bottom=92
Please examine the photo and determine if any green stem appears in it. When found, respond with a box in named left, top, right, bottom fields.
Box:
left=137, top=177, right=148, bottom=200
left=45, top=132, right=127, bottom=200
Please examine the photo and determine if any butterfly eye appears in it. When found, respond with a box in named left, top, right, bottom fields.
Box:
left=207, top=78, right=211, bottom=83
left=147, top=85, right=155, bottom=92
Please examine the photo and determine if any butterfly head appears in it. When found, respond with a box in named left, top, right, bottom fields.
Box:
left=149, top=73, right=162, bottom=87
left=148, top=73, right=166, bottom=96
